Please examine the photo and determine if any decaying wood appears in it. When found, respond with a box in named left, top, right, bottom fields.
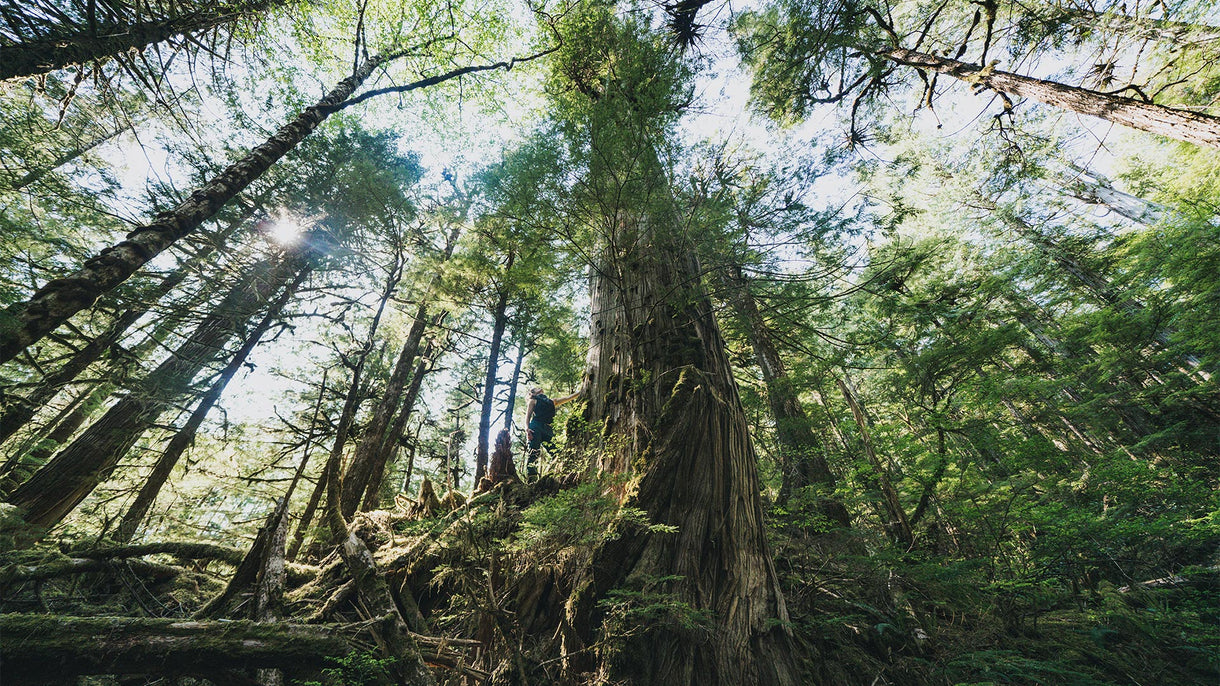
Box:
left=0, top=614, right=357, bottom=684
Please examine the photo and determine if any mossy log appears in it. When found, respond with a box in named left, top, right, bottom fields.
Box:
left=0, top=557, right=179, bottom=586
left=0, top=614, right=357, bottom=684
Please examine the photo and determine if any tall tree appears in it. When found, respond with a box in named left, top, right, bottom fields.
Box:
left=554, top=9, right=797, bottom=684
left=0, top=0, right=285, bottom=82
left=6, top=245, right=312, bottom=532
left=0, top=33, right=553, bottom=364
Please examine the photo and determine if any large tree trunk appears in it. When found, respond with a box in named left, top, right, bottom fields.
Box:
left=721, top=265, right=850, bottom=524
left=564, top=46, right=796, bottom=677
left=881, top=47, right=1220, bottom=148
left=0, top=0, right=281, bottom=82
left=0, top=614, right=357, bottom=685
left=112, top=269, right=307, bottom=543
left=6, top=254, right=305, bottom=531
left=0, top=208, right=252, bottom=447
left=475, top=254, right=514, bottom=482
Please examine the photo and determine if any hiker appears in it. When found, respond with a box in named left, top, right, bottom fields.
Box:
left=525, top=386, right=578, bottom=478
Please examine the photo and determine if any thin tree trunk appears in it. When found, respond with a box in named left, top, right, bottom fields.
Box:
left=340, top=304, right=429, bottom=518
left=340, top=225, right=462, bottom=518
left=882, top=46, right=1220, bottom=148
left=6, top=254, right=305, bottom=532
left=834, top=376, right=914, bottom=547
left=8, top=121, right=135, bottom=190
left=112, top=269, right=307, bottom=543
left=721, top=265, right=850, bottom=525
left=0, top=0, right=281, bottom=82
left=287, top=259, right=403, bottom=560
left=362, top=353, right=433, bottom=511
left=0, top=207, right=252, bottom=447
left=1055, top=6, right=1220, bottom=44
left=475, top=254, right=514, bottom=482
left=503, top=336, right=527, bottom=430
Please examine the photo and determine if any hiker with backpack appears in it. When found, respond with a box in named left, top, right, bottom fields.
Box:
left=525, top=386, right=579, bottom=479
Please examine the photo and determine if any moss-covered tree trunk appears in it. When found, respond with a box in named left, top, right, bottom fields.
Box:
left=721, top=265, right=851, bottom=523
left=559, top=18, right=797, bottom=681
left=0, top=0, right=283, bottom=82
left=0, top=615, right=357, bottom=684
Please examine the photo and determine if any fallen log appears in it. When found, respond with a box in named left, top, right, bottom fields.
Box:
left=0, top=557, right=179, bottom=586
left=0, top=614, right=357, bottom=684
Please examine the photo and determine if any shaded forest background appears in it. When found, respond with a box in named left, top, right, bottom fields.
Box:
left=0, top=0, right=1218, bottom=684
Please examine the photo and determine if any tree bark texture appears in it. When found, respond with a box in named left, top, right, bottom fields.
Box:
left=476, top=255, right=514, bottom=482
left=6, top=254, right=304, bottom=531
left=882, top=47, right=1220, bottom=148
left=567, top=97, right=796, bottom=683
left=721, top=266, right=850, bottom=525
left=0, top=614, right=357, bottom=684
left=112, top=269, right=307, bottom=543
left=0, top=0, right=281, bottom=82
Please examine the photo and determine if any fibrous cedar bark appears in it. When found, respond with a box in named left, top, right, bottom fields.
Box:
left=880, top=47, right=1220, bottom=148
left=6, top=253, right=306, bottom=532
left=560, top=16, right=796, bottom=683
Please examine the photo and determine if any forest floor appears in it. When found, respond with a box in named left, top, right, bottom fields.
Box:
left=1, top=476, right=1217, bottom=685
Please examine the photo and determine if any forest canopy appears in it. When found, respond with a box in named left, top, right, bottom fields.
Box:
left=0, top=0, right=1218, bottom=684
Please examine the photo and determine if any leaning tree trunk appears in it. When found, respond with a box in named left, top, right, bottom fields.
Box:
left=880, top=46, right=1220, bottom=148
left=721, top=264, right=850, bottom=524
left=0, top=42, right=524, bottom=363
left=340, top=223, right=462, bottom=518
left=834, top=376, right=914, bottom=548
left=0, top=207, right=252, bottom=447
left=6, top=254, right=306, bottom=532
left=0, top=0, right=282, bottom=82
left=8, top=121, right=135, bottom=190
left=476, top=255, right=514, bottom=482
left=288, top=258, right=405, bottom=559
left=112, top=269, right=307, bottom=543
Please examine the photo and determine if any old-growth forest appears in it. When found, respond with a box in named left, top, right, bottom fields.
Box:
left=0, top=0, right=1218, bottom=684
